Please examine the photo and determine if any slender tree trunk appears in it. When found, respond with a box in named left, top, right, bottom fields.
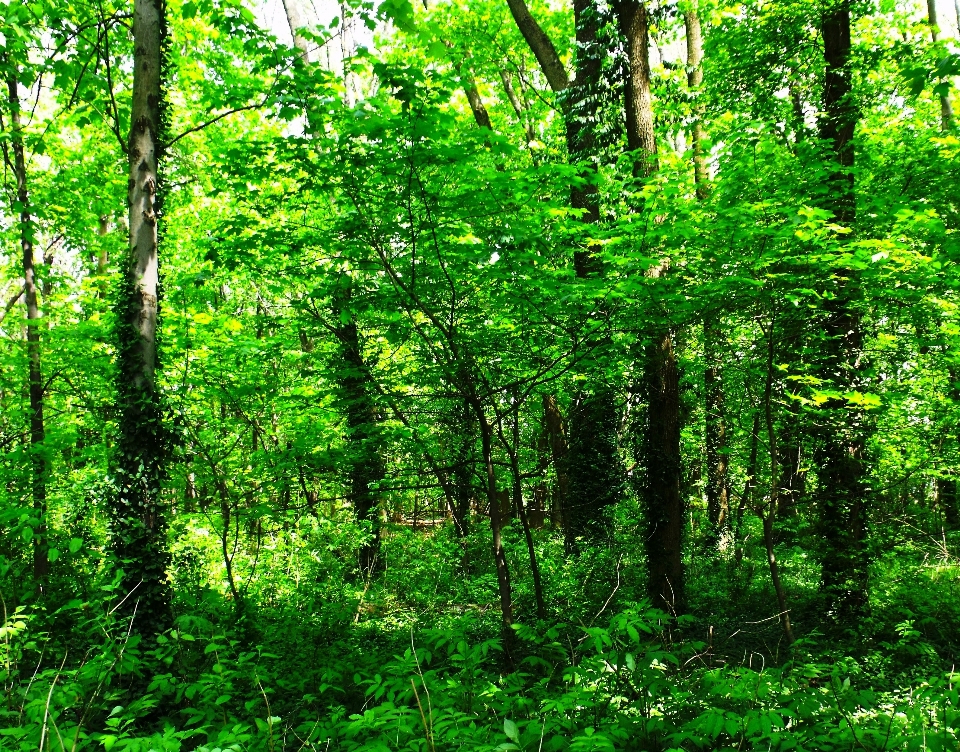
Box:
left=504, top=0, right=569, bottom=94
left=926, top=0, right=955, bottom=131
left=282, top=0, right=315, bottom=63
left=507, top=400, right=546, bottom=619
left=735, top=413, right=761, bottom=565
left=542, top=394, right=569, bottom=527
left=110, top=0, right=171, bottom=635
left=683, top=5, right=708, bottom=198
left=939, top=369, right=960, bottom=528
left=684, top=7, right=727, bottom=539
left=704, top=323, right=729, bottom=534
left=451, top=395, right=475, bottom=537
left=815, top=1, right=869, bottom=621
left=498, top=69, right=536, bottom=146
left=283, top=5, right=385, bottom=574
left=6, top=73, right=47, bottom=581
left=762, top=316, right=794, bottom=645
left=474, top=404, right=513, bottom=635
left=617, top=0, right=684, bottom=612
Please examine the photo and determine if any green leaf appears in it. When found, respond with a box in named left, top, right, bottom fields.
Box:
left=68, top=537, right=83, bottom=554
left=504, top=719, right=519, bottom=743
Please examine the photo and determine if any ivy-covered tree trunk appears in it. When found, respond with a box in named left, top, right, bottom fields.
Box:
left=110, top=0, right=172, bottom=635
left=6, top=72, right=47, bottom=581
left=332, top=281, right=385, bottom=575
left=617, top=0, right=685, bottom=612
left=507, top=0, right=624, bottom=550
left=562, top=0, right=624, bottom=551
left=814, top=0, right=870, bottom=622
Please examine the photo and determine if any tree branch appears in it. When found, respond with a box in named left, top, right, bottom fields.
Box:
left=165, top=103, right=264, bottom=148
left=504, top=0, right=569, bottom=93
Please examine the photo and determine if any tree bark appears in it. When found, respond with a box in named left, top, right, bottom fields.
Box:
left=498, top=69, right=536, bottom=145
left=562, top=0, right=625, bottom=549
left=704, top=322, right=728, bottom=533
left=615, top=0, right=684, bottom=612
left=762, top=315, right=794, bottom=645
left=618, top=0, right=658, bottom=178
left=504, top=0, right=569, bottom=94
left=542, top=394, right=569, bottom=526
left=507, top=0, right=622, bottom=547
left=684, top=7, right=727, bottom=539
left=926, top=0, right=955, bottom=131
left=473, top=403, right=514, bottom=637
left=110, top=0, right=171, bottom=635
left=282, top=0, right=315, bottom=64
left=683, top=5, right=708, bottom=197
left=505, top=398, right=546, bottom=619
left=815, top=1, right=869, bottom=622
left=642, top=331, right=684, bottom=612
left=6, top=72, right=47, bottom=581
left=332, top=280, right=385, bottom=576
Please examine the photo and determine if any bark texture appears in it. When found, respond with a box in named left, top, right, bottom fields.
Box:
left=815, top=1, right=870, bottom=622
left=504, top=0, right=569, bottom=94
left=333, top=281, right=385, bottom=575
left=282, top=0, right=315, bottom=63
left=683, top=5, right=708, bottom=197
left=926, top=0, right=955, bottom=131
left=111, top=0, right=171, bottom=635
left=6, top=73, right=47, bottom=581
left=642, top=332, right=684, bottom=612
left=618, top=0, right=658, bottom=178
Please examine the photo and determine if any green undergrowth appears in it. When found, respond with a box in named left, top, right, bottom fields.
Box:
left=2, top=521, right=960, bottom=751
left=1, top=601, right=957, bottom=752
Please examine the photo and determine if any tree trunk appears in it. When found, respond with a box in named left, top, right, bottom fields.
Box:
left=473, top=403, right=513, bottom=636
left=542, top=394, right=569, bottom=526
left=507, top=400, right=546, bottom=619
left=683, top=4, right=708, bottom=198
left=642, top=331, right=684, bottom=613
left=684, top=8, right=726, bottom=540
left=815, top=1, right=869, bottom=622
left=504, top=0, right=569, bottom=94
left=704, top=322, right=728, bottom=534
left=618, top=0, right=657, bottom=178
left=110, top=0, right=171, bottom=636
left=450, top=395, right=476, bottom=536
left=6, top=73, right=47, bottom=581
left=762, top=315, right=794, bottom=645
left=507, top=0, right=624, bottom=548
left=926, top=0, right=955, bottom=131
left=617, top=0, right=684, bottom=613
left=282, top=0, right=315, bottom=64
left=333, top=281, right=385, bottom=576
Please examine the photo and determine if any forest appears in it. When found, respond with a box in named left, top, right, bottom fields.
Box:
left=1, top=0, right=959, bottom=748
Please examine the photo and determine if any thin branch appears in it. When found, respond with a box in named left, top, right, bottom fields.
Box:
left=166, top=103, right=263, bottom=148
left=0, top=284, right=24, bottom=326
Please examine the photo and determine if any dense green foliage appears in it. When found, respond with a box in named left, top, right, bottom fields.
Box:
left=1, top=0, right=960, bottom=748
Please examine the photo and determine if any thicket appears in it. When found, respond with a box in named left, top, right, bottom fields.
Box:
left=1, top=0, right=960, bottom=749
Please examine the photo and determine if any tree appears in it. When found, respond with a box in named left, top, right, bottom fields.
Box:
left=813, top=0, right=870, bottom=621
left=109, top=0, right=171, bottom=635
left=3, top=63, right=47, bottom=581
